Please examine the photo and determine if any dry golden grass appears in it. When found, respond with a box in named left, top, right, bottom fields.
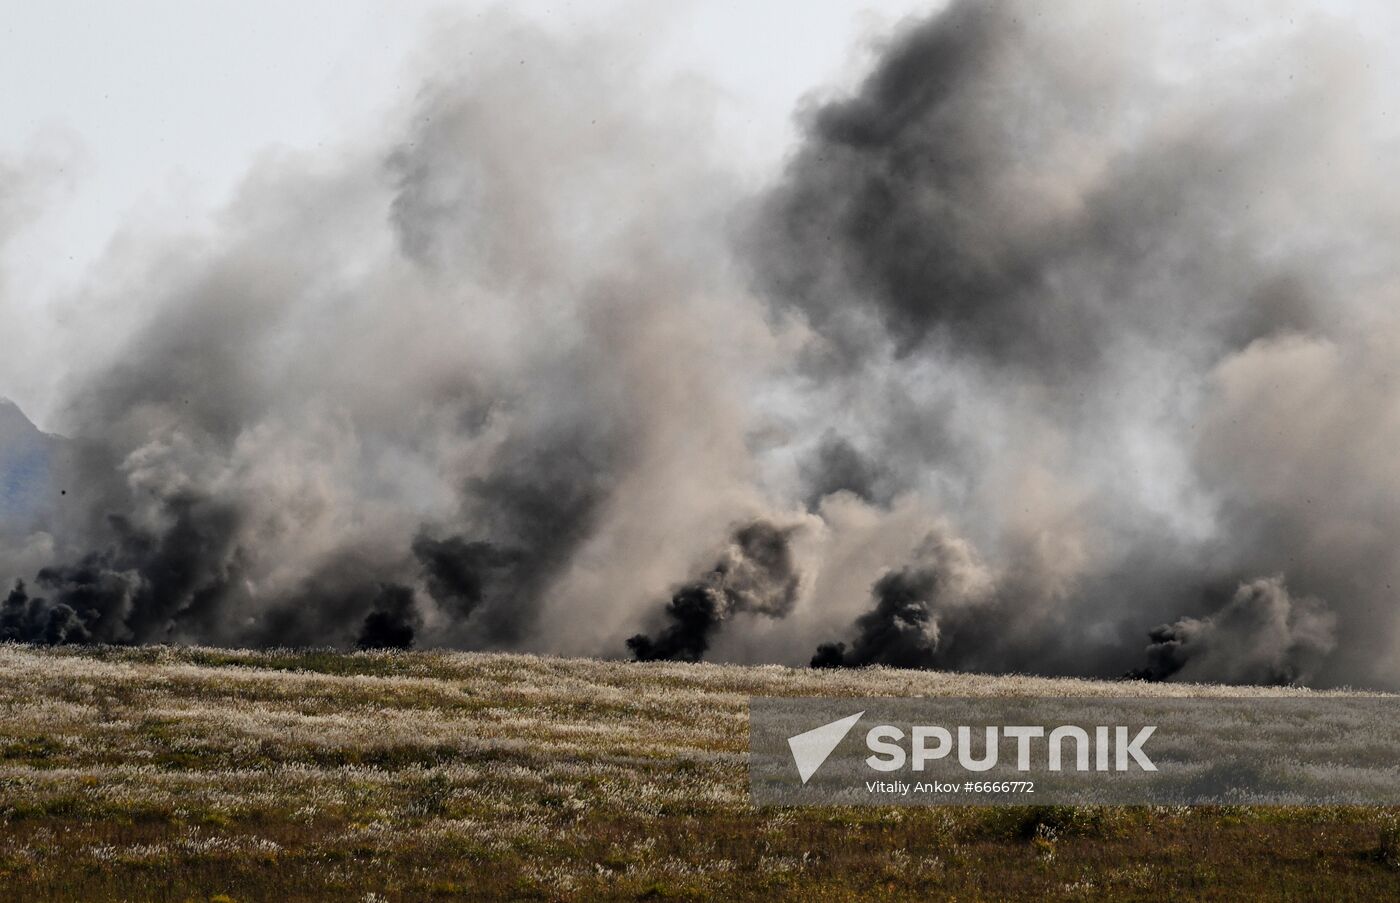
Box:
left=0, top=643, right=1394, bottom=901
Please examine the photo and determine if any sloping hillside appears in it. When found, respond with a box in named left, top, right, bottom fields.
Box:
left=0, top=644, right=1394, bottom=901
left=0, top=400, right=60, bottom=528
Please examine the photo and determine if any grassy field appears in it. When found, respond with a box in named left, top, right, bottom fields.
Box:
left=0, top=644, right=1396, bottom=901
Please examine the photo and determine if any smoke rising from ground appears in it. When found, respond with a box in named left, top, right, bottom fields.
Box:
left=1130, top=577, right=1336, bottom=686
left=809, top=529, right=991, bottom=669
left=356, top=583, right=420, bottom=651
left=3, top=2, right=1400, bottom=688
left=1, top=13, right=772, bottom=656
left=628, top=521, right=801, bottom=662
left=752, top=0, right=1400, bottom=688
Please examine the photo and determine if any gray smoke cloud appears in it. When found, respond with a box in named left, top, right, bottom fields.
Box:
left=750, top=0, right=1400, bottom=688
left=1130, top=576, right=1336, bottom=685
left=3, top=2, right=1400, bottom=689
left=1, top=12, right=775, bottom=654
left=628, top=520, right=802, bottom=662
left=810, top=529, right=991, bottom=669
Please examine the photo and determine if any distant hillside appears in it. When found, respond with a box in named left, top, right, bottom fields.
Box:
left=0, top=399, right=62, bottom=529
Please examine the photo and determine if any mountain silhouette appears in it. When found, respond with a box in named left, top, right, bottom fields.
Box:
left=0, top=399, right=63, bottom=529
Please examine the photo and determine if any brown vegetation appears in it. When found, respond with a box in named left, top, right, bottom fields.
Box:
left=0, top=644, right=1395, bottom=900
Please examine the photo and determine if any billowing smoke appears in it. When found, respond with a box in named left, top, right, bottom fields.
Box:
left=799, top=432, right=895, bottom=510
left=1130, top=577, right=1336, bottom=686
left=4, top=2, right=1400, bottom=689
left=411, top=533, right=518, bottom=623
left=810, top=529, right=991, bottom=668
left=356, top=583, right=420, bottom=651
left=1, top=581, right=86, bottom=645
left=0, top=492, right=243, bottom=645
left=1, top=13, right=773, bottom=656
left=811, top=568, right=940, bottom=669
left=628, top=521, right=801, bottom=662
left=750, top=0, right=1400, bottom=689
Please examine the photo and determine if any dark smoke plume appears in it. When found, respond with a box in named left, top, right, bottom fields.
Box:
left=412, top=533, right=518, bottom=621
left=1129, top=577, right=1336, bottom=685
left=356, top=583, right=420, bottom=650
left=811, top=567, right=940, bottom=669
left=628, top=521, right=800, bottom=662
left=809, top=529, right=995, bottom=670
left=1, top=492, right=244, bottom=645
left=1, top=581, right=86, bottom=645
left=432, top=435, right=615, bottom=646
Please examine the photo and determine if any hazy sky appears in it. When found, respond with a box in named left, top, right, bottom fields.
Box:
left=1, top=0, right=943, bottom=423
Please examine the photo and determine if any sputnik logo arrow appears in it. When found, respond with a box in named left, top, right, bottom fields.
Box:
left=787, top=711, right=865, bottom=784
